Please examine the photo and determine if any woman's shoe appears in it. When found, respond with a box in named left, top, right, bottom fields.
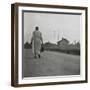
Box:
left=38, top=54, right=40, bottom=58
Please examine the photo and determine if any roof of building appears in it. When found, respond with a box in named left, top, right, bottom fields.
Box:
left=57, top=37, right=69, bottom=44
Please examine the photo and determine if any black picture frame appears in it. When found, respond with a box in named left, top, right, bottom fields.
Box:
left=11, top=3, right=88, bottom=87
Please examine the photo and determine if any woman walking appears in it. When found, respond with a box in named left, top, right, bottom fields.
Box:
left=31, top=26, right=43, bottom=58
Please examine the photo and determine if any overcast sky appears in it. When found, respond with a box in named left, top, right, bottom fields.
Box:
left=24, top=12, right=81, bottom=44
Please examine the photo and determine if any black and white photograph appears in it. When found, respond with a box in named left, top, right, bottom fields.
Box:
left=11, top=3, right=88, bottom=87
left=23, top=11, right=81, bottom=78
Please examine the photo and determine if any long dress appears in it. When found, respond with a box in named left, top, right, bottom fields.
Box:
left=31, top=30, right=43, bottom=57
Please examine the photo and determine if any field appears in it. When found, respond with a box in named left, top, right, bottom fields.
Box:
left=22, top=49, right=80, bottom=77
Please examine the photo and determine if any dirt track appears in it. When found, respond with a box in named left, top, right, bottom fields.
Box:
left=23, top=49, right=80, bottom=77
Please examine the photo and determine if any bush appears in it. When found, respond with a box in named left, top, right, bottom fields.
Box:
left=45, top=48, right=80, bottom=55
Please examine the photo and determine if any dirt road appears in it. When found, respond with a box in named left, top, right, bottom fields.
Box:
left=23, top=49, right=80, bottom=77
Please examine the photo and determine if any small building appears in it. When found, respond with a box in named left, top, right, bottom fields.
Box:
left=57, top=38, right=69, bottom=50
left=44, top=42, right=58, bottom=50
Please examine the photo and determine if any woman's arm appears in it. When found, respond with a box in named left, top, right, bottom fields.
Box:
left=31, top=32, right=34, bottom=44
left=40, top=33, right=43, bottom=44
